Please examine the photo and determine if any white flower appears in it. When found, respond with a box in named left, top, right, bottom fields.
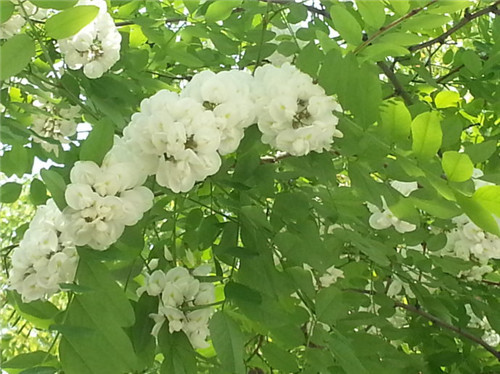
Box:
left=368, top=197, right=417, bottom=233
left=390, top=180, right=418, bottom=197
left=253, top=63, right=342, bottom=156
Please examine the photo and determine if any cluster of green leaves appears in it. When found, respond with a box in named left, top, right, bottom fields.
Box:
left=1, top=0, right=500, bottom=373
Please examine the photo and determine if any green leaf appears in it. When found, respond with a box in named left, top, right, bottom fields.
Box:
left=30, top=0, right=78, bottom=9
left=359, top=43, right=409, bottom=62
left=205, top=0, right=242, bottom=22
left=461, top=50, right=483, bottom=76
left=0, top=1, right=14, bottom=23
left=357, top=0, right=385, bottom=29
left=0, top=182, right=22, bottom=203
left=0, top=34, right=36, bottom=81
left=45, top=5, right=99, bottom=40
left=30, top=178, right=48, bottom=206
left=427, top=0, right=473, bottom=14
left=59, top=251, right=138, bottom=374
left=2, top=351, right=57, bottom=370
left=455, top=192, right=500, bottom=236
left=473, top=185, right=500, bottom=217
left=442, top=151, right=473, bottom=182
left=261, top=343, right=300, bottom=373
left=435, top=90, right=461, bottom=108
left=388, top=0, right=409, bottom=15
left=330, top=5, right=362, bottom=45
left=327, top=330, right=369, bottom=374
left=411, top=111, right=442, bottom=159
left=40, top=168, right=67, bottom=211
left=402, top=14, right=451, bottom=31
left=296, top=42, right=323, bottom=78
left=8, top=291, right=60, bottom=330
left=224, top=281, right=262, bottom=305
left=464, top=140, right=497, bottom=164
left=379, top=100, right=412, bottom=141
left=209, top=311, right=246, bottom=374
left=159, top=329, right=196, bottom=374
left=79, top=120, right=115, bottom=165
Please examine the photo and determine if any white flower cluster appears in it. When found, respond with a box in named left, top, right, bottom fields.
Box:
left=118, top=65, right=341, bottom=192
left=441, top=214, right=500, bottom=266
left=182, top=70, right=256, bottom=155
left=58, top=0, right=121, bottom=79
left=31, top=99, right=81, bottom=155
left=140, top=266, right=215, bottom=349
left=63, top=160, right=153, bottom=250
left=10, top=63, right=342, bottom=302
left=9, top=200, right=78, bottom=302
left=367, top=197, right=417, bottom=233
left=253, top=63, right=343, bottom=156
left=122, top=90, right=222, bottom=193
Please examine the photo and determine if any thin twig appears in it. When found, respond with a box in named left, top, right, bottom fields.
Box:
left=377, top=61, right=413, bottom=106
left=354, top=0, right=438, bottom=54
left=409, top=1, right=500, bottom=52
left=115, top=18, right=184, bottom=27
left=394, top=301, right=500, bottom=361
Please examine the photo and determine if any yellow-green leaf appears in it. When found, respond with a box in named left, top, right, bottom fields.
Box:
left=435, top=90, right=460, bottom=108
left=473, top=185, right=500, bottom=218
left=379, top=100, right=412, bottom=141
left=205, top=0, right=241, bottom=22
left=411, top=111, right=442, bottom=159
left=442, top=151, right=473, bottom=182
left=30, top=0, right=78, bottom=9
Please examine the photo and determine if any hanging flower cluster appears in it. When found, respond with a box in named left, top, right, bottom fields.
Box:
left=9, top=200, right=79, bottom=302
left=441, top=214, right=500, bottom=267
left=181, top=70, right=256, bottom=155
left=253, top=63, right=343, bottom=156
left=9, top=63, right=341, bottom=324
left=63, top=160, right=153, bottom=250
left=58, top=0, right=121, bottom=79
left=31, top=98, right=81, bottom=155
left=139, top=267, right=216, bottom=349
left=122, top=91, right=222, bottom=193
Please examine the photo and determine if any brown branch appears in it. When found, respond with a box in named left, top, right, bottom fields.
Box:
left=395, top=301, right=500, bottom=361
left=354, top=0, right=438, bottom=54
left=377, top=61, right=413, bottom=106
left=436, top=64, right=463, bottom=84
left=409, top=1, right=500, bottom=52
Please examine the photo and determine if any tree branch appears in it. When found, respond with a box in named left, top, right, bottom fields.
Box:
left=377, top=61, right=413, bottom=106
left=409, top=1, right=500, bottom=52
left=354, top=0, right=438, bottom=54
left=115, top=18, right=184, bottom=27
left=395, top=301, right=500, bottom=362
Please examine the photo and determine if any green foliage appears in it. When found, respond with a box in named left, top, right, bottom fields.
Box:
left=44, top=6, right=99, bottom=39
left=0, top=34, right=35, bottom=80
left=2, top=0, right=500, bottom=373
